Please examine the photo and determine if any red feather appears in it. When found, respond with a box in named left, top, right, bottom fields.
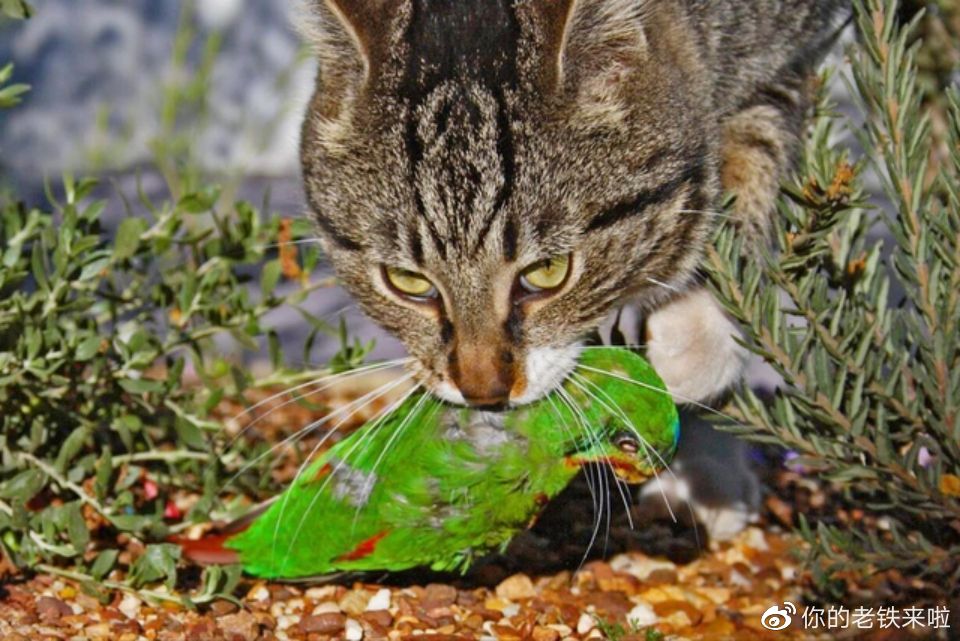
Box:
left=335, top=530, right=388, bottom=562
left=171, top=499, right=276, bottom=565
left=172, top=533, right=241, bottom=565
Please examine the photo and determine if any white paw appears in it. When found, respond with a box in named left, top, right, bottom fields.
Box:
left=636, top=414, right=761, bottom=542
left=646, top=288, right=747, bottom=404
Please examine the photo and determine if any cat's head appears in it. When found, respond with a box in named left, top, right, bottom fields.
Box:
left=299, top=0, right=719, bottom=408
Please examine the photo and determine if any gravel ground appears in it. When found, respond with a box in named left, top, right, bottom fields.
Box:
left=0, top=525, right=808, bottom=641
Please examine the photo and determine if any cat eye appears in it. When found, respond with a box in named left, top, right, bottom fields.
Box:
left=518, top=254, right=571, bottom=293
left=383, top=266, right=437, bottom=300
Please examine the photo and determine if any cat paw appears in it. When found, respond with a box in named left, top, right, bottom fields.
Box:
left=645, top=288, right=747, bottom=404
left=636, top=415, right=761, bottom=542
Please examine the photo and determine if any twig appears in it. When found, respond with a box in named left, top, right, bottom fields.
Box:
left=17, top=452, right=111, bottom=516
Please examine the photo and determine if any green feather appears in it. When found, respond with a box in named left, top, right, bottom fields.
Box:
left=224, top=348, right=678, bottom=578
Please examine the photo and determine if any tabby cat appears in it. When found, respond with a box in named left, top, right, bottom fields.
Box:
left=297, top=0, right=847, bottom=410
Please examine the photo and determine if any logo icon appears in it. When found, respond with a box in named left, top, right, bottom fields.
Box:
left=761, top=602, right=797, bottom=631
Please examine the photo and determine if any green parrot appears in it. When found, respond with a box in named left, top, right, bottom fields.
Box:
left=179, top=348, right=678, bottom=579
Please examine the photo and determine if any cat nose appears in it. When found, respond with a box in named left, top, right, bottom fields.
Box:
left=456, top=369, right=512, bottom=409
left=449, top=342, right=515, bottom=409
left=460, top=391, right=511, bottom=411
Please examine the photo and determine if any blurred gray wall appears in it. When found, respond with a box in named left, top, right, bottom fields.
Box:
left=0, top=0, right=312, bottom=182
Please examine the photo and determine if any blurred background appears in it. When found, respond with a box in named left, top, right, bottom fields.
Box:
left=0, top=0, right=407, bottom=365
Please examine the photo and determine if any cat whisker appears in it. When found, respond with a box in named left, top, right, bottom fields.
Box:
left=258, top=238, right=326, bottom=250
left=545, top=395, right=601, bottom=511
left=570, top=371, right=675, bottom=481
left=349, top=392, right=436, bottom=531
left=274, top=381, right=422, bottom=573
left=556, top=386, right=609, bottom=572
left=565, top=375, right=637, bottom=523
left=576, top=363, right=740, bottom=424
left=228, top=357, right=411, bottom=442
left=646, top=277, right=683, bottom=295
left=581, top=344, right=648, bottom=351
left=565, top=375, right=636, bottom=529
left=224, top=371, right=414, bottom=490
left=569, top=372, right=674, bottom=525
left=570, top=370, right=704, bottom=553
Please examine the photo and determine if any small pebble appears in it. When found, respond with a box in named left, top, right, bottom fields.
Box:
left=422, top=583, right=458, bottom=608
left=83, top=623, right=112, bottom=639
left=362, top=609, right=393, bottom=628
left=276, top=613, right=300, bottom=631
left=248, top=585, right=270, bottom=602
left=312, top=601, right=341, bottom=615
left=300, top=612, right=346, bottom=634
left=495, top=574, right=537, bottom=601
left=744, top=527, right=769, bottom=551
left=345, top=617, right=364, bottom=641
left=210, top=599, right=239, bottom=616
left=305, top=586, right=338, bottom=601
left=218, top=611, right=259, bottom=641
left=609, top=555, right=677, bottom=581
left=576, top=612, right=594, bottom=635
left=339, top=589, right=371, bottom=616
left=37, top=596, right=73, bottom=623
left=627, top=602, right=658, bottom=627
left=531, top=626, right=560, bottom=641
left=366, top=588, right=391, bottom=612
left=729, top=569, right=752, bottom=588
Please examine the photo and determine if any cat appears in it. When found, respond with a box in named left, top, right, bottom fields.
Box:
left=296, top=0, right=848, bottom=538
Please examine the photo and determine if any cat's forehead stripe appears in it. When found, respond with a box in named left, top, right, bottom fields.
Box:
left=587, top=156, right=707, bottom=232
left=398, top=0, right=521, bottom=261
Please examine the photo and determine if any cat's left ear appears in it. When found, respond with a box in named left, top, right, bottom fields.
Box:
left=519, top=0, right=649, bottom=95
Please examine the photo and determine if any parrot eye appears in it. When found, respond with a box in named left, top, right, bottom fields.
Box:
left=615, top=434, right=640, bottom=455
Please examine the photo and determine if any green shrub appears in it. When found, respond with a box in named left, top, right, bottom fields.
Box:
left=707, top=0, right=960, bottom=598
left=0, top=176, right=346, bottom=602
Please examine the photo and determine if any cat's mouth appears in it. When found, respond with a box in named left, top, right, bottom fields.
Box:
left=425, top=342, right=584, bottom=411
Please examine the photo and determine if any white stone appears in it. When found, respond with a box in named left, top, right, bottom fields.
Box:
left=366, top=588, right=391, bottom=612
left=744, top=527, right=769, bottom=551
left=626, top=602, right=658, bottom=627
left=276, top=614, right=300, bottom=631
left=576, top=612, right=595, bottom=635
left=345, top=618, right=364, bottom=641
left=609, top=554, right=676, bottom=581
left=305, top=586, right=338, bottom=601
left=312, top=601, right=341, bottom=615
left=117, top=593, right=141, bottom=619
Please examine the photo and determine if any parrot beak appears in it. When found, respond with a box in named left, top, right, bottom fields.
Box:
left=565, top=452, right=651, bottom=485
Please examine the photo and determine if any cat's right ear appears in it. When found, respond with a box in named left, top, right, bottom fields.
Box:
left=296, top=0, right=398, bottom=86
left=297, top=0, right=400, bottom=152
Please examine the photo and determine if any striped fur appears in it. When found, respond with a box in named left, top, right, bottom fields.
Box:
left=299, top=0, right=849, bottom=405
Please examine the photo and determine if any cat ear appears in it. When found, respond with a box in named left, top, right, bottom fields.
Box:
left=296, top=0, right=398, bottom=84
left=297, top=0, right=400, bottom=151
left=523, top=0, right=649, bottom=94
